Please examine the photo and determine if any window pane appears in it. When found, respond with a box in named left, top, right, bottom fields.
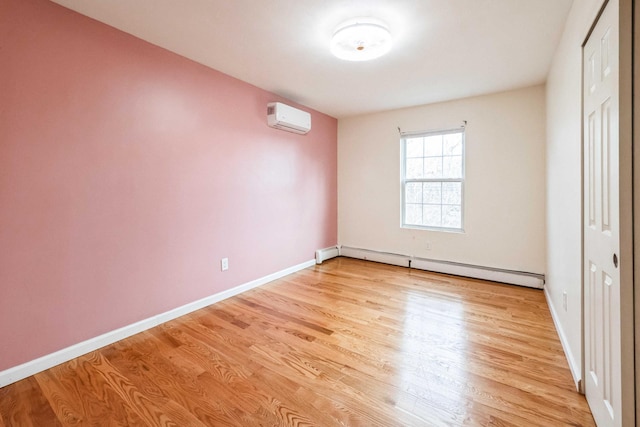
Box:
left=405, top=204, right=422, bottom=225
left=406, top=158, right=424, bottom=179
left=423, top=205, right=442, bottom=227
left=406, top=138, right=424, bottom=158
left=442, top=156, right=462, bottom=178
left=401, top=129, right=464, bottom=231
left=442, top=205, right=461, bottom=228
left=424, top=157, right=443, bottom=178
left=423, top=182, right=441, bottom=204
left=424, top=135, right=443, bottom=156
left=443, top=133, right=463, bottom=155
left=405, top=183, right=422, bottom=203
left=442, top=182, right=461, bottom=204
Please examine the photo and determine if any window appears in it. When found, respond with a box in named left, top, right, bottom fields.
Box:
left=401, top=128, right=465, bottom=231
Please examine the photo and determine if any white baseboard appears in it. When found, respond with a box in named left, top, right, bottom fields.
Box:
left=544, top=286, right=582, bottom=392
left=315, top=246, right=340, bottom=264
left=411, top=257, right=544, bottom=289
left=0, top=259, right=315, bottom=388
left=339, top=246, right=545, bottom=288
left=340, top=246, right=409, bottom=267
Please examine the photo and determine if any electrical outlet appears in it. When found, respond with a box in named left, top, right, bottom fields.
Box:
left=426, top=241, right=432, bottom=250
left=221, top=257, right=229, bottom=271
left=562, top=292, right=568, bottom=311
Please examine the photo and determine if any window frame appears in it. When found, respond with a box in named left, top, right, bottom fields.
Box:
left=400, top=128, right=466, bottom=233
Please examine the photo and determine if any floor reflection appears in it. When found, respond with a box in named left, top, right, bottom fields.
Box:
left=395, top=282, right=469, bottom=424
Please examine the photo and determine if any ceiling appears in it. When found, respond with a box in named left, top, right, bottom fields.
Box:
left=50, top=0, right=574, bottom=118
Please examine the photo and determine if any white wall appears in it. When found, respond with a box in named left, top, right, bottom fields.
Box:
left=545, top=0, right=605, bottom=387
left=338, top=85, right=546, bottom=274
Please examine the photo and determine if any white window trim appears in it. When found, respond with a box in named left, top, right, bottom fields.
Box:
left=400, top=128, right=465, bottom=233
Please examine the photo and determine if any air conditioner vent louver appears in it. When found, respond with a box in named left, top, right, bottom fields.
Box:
left=267, top=102, right=311, bottom=135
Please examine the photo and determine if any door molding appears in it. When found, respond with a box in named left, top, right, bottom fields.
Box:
left=632, top=0, right=640, bottom=423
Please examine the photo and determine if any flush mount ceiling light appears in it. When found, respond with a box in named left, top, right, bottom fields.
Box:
left=330, top=18, right=392, bottom=61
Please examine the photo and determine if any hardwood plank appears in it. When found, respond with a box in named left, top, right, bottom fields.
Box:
left=0, top=376, right=60, bottom=427
left=104, top=340, right=248, bottom=426
left=34, top=354, right=148, bottom=425
left=0, top=257, right=595, bottom=426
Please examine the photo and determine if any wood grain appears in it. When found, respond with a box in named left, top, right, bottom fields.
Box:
left=0, top=258, right=595, bottom=426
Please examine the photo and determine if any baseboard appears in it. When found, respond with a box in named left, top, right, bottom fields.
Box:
left=0, top=258, right=316, bottom=388
left=544, top=286, right=582, bottom=392
left=339, top=246, right=409, bottom=267
left=411, top=257, right=544, bottom=289
left=339, top=246, right=545, bottom=288
left=315, top=245, right=340, bottom=264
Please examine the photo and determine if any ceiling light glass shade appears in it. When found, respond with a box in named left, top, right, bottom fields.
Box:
left=330, top=19, right=392, bottom=61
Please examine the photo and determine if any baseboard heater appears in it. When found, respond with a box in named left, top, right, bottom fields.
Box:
left=338, top=246, right=545, bottom=289
left=315, top=246, right=340, bottom=264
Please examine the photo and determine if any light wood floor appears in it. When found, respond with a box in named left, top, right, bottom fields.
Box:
left=0, top=257, right=594, bottom=426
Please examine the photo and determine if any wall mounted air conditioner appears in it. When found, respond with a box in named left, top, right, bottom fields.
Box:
left=267, top=102, right=311, bottom=134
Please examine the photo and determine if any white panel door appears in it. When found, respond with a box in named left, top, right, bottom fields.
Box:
left=583, top=1, right=621, bottom=426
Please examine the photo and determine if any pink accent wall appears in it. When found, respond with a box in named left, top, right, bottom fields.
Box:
left=0, top=0, right=337, bottom=372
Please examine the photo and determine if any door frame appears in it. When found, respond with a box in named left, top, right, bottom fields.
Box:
left=633, top=0, right=640, bottom=423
